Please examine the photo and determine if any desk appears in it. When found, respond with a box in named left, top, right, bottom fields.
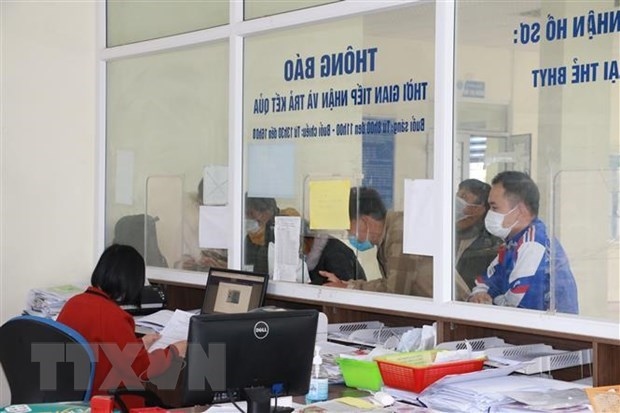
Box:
left=0, top=403, right=89, bottom=413
left=168, top=385, right=426, bottom=412
left=151, top=278, right=619, bottom=387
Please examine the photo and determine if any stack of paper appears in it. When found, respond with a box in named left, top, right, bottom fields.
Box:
left=134, top=309, right=175, bottom=333
left=315, top=340, right=361, bottom=384
left=25, top=284, right=84, bottom=318
left=148, top=309, right=194, bottom=352
left=135, top=309, right=195, bottom=352
left=417, top=367, right=589, bottom=413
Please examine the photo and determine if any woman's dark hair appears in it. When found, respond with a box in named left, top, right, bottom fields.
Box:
left=349, top=187, right=387, bottom=221
left=245, top=196, right=279, bottom=216
left=91, top=244, right=145, bottom=305
left=458, top=178, right=492, bottom=209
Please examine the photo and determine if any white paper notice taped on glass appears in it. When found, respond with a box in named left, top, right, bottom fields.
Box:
left=273, top=216, right=301, bottom=282
left=199, top=205, right=230, bottom=249
left=246, top=143, right=296, bottom=198
left=202, top=165, right=228, bottom=205
left=403, top=179, right=438, bottom=256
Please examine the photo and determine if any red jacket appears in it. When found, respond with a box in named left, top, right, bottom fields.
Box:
left=57, top=287, right=180, bottom=406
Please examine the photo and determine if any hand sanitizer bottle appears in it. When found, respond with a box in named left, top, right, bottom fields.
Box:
left=305, top=346, right=329, bottom=404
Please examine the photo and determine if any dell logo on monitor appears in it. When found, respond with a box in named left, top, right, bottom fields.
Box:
left=253, top=321, right=269, bottom=339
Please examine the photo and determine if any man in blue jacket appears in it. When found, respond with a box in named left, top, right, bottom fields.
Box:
left=469, top=171, right=579, bottom=314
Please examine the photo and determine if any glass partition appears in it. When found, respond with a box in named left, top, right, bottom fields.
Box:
left=106, top=42, right=229, bottom=271
left=454, top=0, right=619, bottom=320
left=107, top=1, right=229, bottom=47
left=242, top=3, right=437, bottom=298
left=145, top=176, right=184, bottom=269
left=245, top=0, right=340, bottom=20
left=553, top=170, right=619, bottom=320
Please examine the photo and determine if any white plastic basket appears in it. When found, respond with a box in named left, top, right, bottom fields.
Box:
left=348, top=326, right=415, bottom=347
left=327, top=321, right=416, bottom=347
left=485, top=343, right=593, bottom=375
left=436, top=336, right=509, bottom=351
left=328, top=321, right=384, bottom=342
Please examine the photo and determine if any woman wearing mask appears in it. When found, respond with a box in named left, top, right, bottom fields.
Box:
left=244, top=196, right=299, bottom=273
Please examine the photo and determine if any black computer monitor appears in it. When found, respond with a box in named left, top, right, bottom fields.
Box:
left=182, top=309, right=318, bottom=412
left=201, top=267, right=269, bottom=314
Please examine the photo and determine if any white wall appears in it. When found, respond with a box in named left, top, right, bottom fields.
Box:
left=0, top=2, right=97, bottom=406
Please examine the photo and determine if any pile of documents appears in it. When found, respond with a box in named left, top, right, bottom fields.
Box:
left=134, top=309, right=196, bottom=352
left=25, top=284, right=84, bottom=318
left=417, top=366, right=591, bottom=413
left=134, top=309, right=176, bottom=333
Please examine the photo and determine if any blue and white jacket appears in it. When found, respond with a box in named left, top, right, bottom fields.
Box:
left=472, top=218, right=579, bottom=314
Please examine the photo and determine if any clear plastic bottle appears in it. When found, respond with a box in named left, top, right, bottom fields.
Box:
left=305, top=345, right=329, bottom=404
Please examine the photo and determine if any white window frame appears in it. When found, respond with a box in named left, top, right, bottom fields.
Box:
left=95, top=0, right=619, bottom=341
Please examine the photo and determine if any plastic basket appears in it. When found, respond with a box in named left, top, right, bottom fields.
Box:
left=375, top=352, right=485, bottom=393
left=484, top=344, right=592, bottom=375
left=436, top=337, right=509, bottom=351
left=336, top=358, right=383, bottom=391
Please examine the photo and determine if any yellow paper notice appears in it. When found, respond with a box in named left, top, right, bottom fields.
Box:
left=336, top=397, right=376, bottom=409
left=309, top=180, right=350, bottom=230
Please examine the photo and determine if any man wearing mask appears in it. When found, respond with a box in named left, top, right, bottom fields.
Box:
left=455, top=179, right=503, bottom=290
left=321, top=187, right=470, bottom=300
left=468, top=171, right=579, bottom=313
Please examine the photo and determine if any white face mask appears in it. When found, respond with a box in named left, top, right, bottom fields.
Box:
left=485, top=206, right=518, bottom=239
left=245, top=219, right=260, bottom=234
left=455, top=196, right=474, bottom=222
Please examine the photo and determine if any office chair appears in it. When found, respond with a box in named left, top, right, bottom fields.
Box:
left=0, top=315, right=96, bottom=404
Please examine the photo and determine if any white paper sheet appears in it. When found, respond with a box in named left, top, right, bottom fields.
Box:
left=273, top=216, right=301, bottom=282
left=148, top=309, right=193, bottom=352
left=246, top=143, right=296, bottom=198
left=134, top=309, right=175, bottom=333
left=199, top=205, right=230, bottom=248
left=205, top=396, right=293, bottom=412
left=202, top=165, right=228, bottom=205
left=403, top=179, right=437, bottom=256
left=418, top=372, right=587, bottom=413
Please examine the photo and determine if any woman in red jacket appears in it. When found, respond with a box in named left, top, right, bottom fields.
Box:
left=57, top=244, right=186, bottom=407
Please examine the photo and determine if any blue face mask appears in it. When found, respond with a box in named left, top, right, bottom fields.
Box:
left=348, top=235, right=373, bottom=251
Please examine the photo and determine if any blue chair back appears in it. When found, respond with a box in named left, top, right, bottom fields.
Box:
left=0, top=315, right=96, bottom=404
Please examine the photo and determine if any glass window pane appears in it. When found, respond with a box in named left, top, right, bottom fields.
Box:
left=244, top=0, right=340, bottom=20
left=106, top=42, right=229, bottom=271
left=454, top=0, right=619, bottom=321
left=107, top=1, right=228, bottom=47
left=243, top=4, right=437, bottom=299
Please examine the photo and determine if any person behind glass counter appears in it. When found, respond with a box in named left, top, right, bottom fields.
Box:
left=303, top=225, right=367, bottom=285
left=468, top=171, right=579, bottom=313
left=455, top=179, right=503, bottom=290
left=177, top=178, right=228, bottom=271
left=321, top=186, right=470, bottom=299
left=57, top=244, right=187, bottom=409
left=244, top=196, right=299, bottom=274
